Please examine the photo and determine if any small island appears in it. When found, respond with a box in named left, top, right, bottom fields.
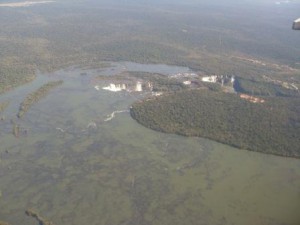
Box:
left=25, top=209, right=55, bottom=225
left=18, top=80, right=63, bottom=118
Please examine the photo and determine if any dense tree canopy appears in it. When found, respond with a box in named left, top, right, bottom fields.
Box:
left=131, top=89, right=300, bottom=157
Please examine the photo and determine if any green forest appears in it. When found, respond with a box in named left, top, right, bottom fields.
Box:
left=130, top=89, right=300, bottom=158
left=0, top=0, right=299, bottom=93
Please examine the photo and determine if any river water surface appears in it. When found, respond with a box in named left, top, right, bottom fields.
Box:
left=0, top=62, right=299, bottom=225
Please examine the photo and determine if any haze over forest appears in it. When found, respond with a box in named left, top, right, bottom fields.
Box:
left=0, top=0, right=299, bottom=72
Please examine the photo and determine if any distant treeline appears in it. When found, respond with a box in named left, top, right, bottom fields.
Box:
left=131, top=89, right=300, bottom=158
left=0, top=1, right=299, bottom=94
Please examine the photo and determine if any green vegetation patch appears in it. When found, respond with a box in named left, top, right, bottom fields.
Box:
left=0, top=63, right=35, bottom=94
left=0, top=101, right=9, bottom=113
left=130, top=90, right=300, bottom=157
left=18, top=80, right=63, bottom=118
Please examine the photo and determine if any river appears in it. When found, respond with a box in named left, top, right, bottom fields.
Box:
left=0, top=62, right=299, bottom=225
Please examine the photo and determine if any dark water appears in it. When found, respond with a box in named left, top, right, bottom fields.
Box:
left=0, top=63, right=299, bottom=225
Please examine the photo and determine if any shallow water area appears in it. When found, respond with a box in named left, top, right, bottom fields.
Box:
left=0, top=62, right=299, bottom=225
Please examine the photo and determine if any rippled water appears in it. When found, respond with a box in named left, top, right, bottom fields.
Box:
left=0, top=63, right=299, bottom=225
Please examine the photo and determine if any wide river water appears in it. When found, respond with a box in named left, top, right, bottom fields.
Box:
left=0, top=62, right=299, bottom=225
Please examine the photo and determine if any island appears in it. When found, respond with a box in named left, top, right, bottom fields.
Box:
left=17, top=80, right=63, bottom=118
left=130, top=75, right=300, bottom=158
